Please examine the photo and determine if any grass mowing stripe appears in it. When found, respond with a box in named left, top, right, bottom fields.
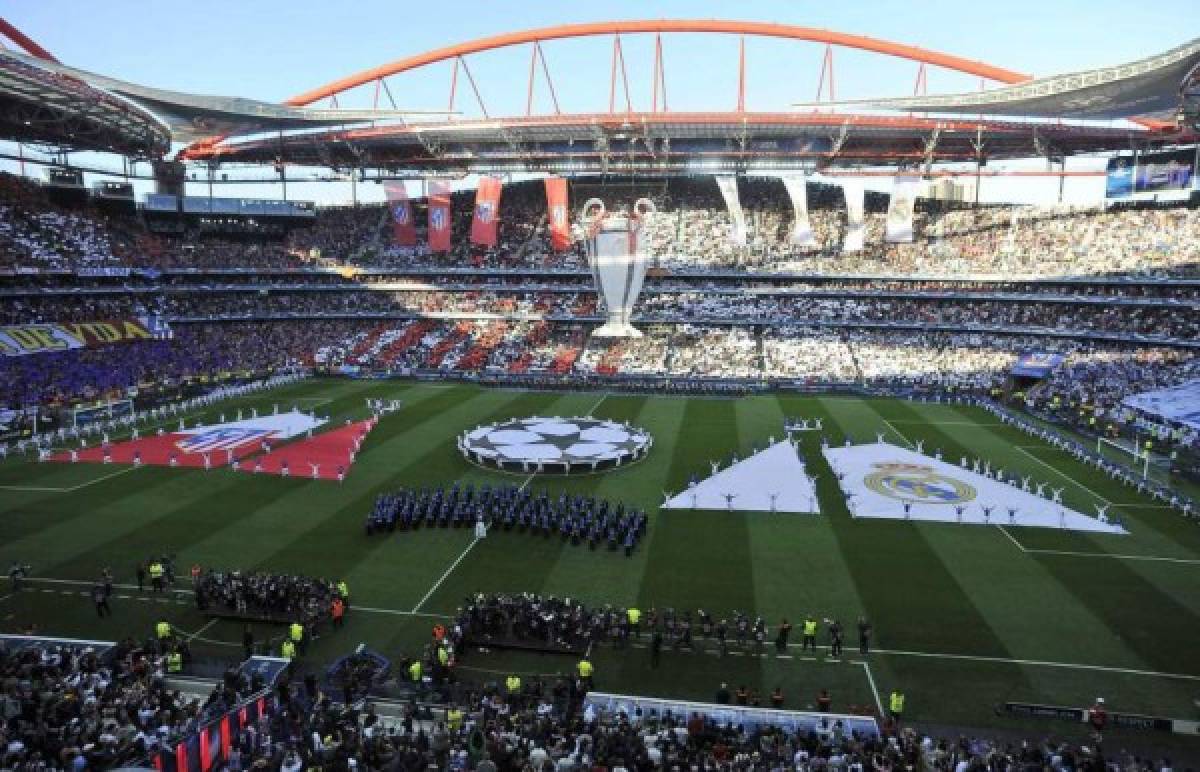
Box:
left=406, top=391, right=613, bottom=614
left=756, top=395, right=871, bottom=629
left=535, top=394, right=667, bottom=606
left=868, top=398, right=1158, bottom=671
left=812, top=397, right=1029, bottom=661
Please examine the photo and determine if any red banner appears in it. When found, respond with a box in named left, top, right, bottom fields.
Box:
left=427, top=180, right=452, bottom=253
left=470, top=176, right=502, bottom=247
left=384, top=182, right=416, bottom=246
left=545, top=176, right=571, bottom=252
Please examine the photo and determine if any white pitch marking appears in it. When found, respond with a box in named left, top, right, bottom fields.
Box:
left=1010, top=445, right=1112, bottom=506
left=0, top=465, right=140, bottom=494
left=585, top=392, right=609, bottom=417
left=879, top=418, right=914, bottom=449
left=861, top=661, right=885, bottom=717
left=186, top=618, right=220, bottom=642
left=411, top=538, right=480, bottom=613
left=995, top=525, right=1029, bottom=553
left=1021, top=549, right=1200, bottom=565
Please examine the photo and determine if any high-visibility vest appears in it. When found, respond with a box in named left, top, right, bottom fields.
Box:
left=447, top=708, right=463, bottom=730
left=289, top=623, right=304, bottom=642
left=337, top=581, right=349, bottom=599
left=167, top=652, right=182, bottom=673
left=506, top=675, right=522, bottom=694
left=803, top=620, right=817, bottom=636
left=889, top=691, right=905, bottom=713
left=627, top=608, right=641, bottom=625
left=408, top=661, right=422, bottom=682
left=437, top=647, right=449, bottom=666
left=148, top=563, right=164, bottom=579
left=281, top=640, right=296, bottom=660
left=577, top=660, right=593, bottom=678
left=156, top=621, right=171, bottom=639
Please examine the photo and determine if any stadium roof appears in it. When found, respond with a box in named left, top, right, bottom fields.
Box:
left=0, top=51, right=170, bottom=158
left=180, top=111, right=1151, bottom=172
left=797, top=37, right=1200, bottom=122
left=0, top=49, right=416, bottom=145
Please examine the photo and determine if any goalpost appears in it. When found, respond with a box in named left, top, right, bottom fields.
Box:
left=1097, top=435, right=1152, bottom=479
left=70, top=398, right=134, bottom=429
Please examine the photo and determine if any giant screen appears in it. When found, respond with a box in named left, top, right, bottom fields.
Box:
left=1107, top=148, right=1198, bottom=201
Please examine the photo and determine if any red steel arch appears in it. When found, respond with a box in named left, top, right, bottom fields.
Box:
left=285, top=20, right=1031, bottom=107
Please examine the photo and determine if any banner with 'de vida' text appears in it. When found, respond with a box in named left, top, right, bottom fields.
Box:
left=384, top=182, right=416, bottom=246
left=0, top=319, right=154, bottom=357
left=715, top=175, right=748, bottom=246
left=885, top=175, right=920, bottom=243
left=426, top=179, right=453, bottom=253
left=470, top=176, right=503, bottom=247
left=544, top=176, right=571, bottom=252
left=840, top=178, right=866, bottom=253
left=781, top=175, right=817, bottom=249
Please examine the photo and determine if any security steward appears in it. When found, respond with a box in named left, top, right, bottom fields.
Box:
left=505, top=673, right=523, bottom=707
left=889, top=689, right=905, bottom=723
left=801, top=616, right=819, bottom=653
left=289, top=620, right=305, bottom=654
left=576, top=657, right=594, bottom=690
left=626, top=606, right=641, bottom=639
left=166, top=648, right=183, bottom=674
left=148, top=560, right=165, bottom=593
left=281, top=639, right=296, bottom=660
left=155, top=620, right=172, bottom=643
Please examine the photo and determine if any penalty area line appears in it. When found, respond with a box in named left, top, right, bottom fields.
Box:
left=0, top=465, right=140, bottom=494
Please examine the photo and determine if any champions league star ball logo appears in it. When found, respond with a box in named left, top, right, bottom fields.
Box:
left=392, top=204, right=410, bottom=225
left=475, top=201, right=495, bottom=223
left=863, top=462, right=976, bottom=504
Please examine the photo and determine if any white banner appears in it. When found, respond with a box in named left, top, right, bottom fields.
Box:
left=885, top=175, right=920, bottom=243
left=715, top=175, right=747, bottom=246
left=1122, top=379, right=1200, bottom=431
left=840, top=178, right=865, bottom=253
left=781, top=175, right=818, bottom=248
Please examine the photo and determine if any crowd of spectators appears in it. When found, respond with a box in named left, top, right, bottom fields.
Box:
left=0, top=638, right=202, bottom=770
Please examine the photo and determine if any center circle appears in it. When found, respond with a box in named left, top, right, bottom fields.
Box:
left=458, top=416, right=652, bottom=475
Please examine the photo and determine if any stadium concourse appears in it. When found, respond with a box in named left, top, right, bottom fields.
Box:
left=1, top=165, right=1200, bottom=768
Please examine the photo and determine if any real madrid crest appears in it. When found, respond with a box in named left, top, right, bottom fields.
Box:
left=863, top=462, right=976, bottom=505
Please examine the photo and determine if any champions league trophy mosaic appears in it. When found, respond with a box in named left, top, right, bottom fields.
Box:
left=579, top=197, right=656, bottom=338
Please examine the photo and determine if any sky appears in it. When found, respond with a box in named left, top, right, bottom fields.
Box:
left=2, top=0, right=1198, bottom=204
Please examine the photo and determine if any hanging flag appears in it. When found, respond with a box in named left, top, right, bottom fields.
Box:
left=841, top=178, right=866, bottom=253
left=384, top=182, right=416, bottom=246
left=427, top=180, right=452, bottom=253
left=781, top=175, right=817, bottom=249
left=885, top=175, right=920, bottom=243
left=715, top=175, right=747, bottom=246
left=470, top=176, right=502, bottom=247
left=545, top=176, right=571, bottom=252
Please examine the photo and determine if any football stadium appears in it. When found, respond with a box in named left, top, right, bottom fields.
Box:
left=1, top=3, right=1200, bottom=769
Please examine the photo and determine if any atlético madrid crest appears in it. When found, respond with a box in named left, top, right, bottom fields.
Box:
left=475, top=201, right=494, bottom=223
left=863, top=462, right=976, bottom=504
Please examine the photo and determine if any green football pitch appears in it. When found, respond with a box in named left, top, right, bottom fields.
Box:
left=2, top=378, right=1199, bottom=738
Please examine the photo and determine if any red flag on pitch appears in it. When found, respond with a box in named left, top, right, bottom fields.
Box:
left=470, top=176, right=502, bottom=247
left=384, top=182, right=416, bottom=246
left=545, top=176, right=570, bottom=252
left=427, top=180, right=452, bottom=253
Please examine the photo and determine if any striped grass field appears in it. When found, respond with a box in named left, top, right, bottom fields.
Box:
left=2, top=378, right=1199, bottom=738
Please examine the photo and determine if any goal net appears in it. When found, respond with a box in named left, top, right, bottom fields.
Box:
left=70, top=398, right=134, bottom=429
